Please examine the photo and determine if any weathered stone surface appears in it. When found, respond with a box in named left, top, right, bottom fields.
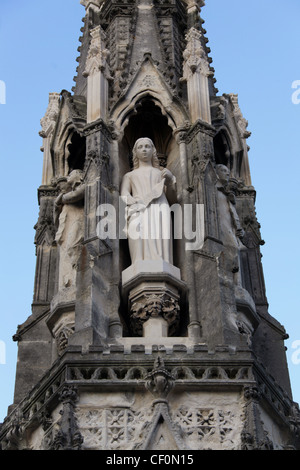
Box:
left=1, top=0, right=299, bottom=452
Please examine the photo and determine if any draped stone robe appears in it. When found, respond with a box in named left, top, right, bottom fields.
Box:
left=121, top=166, right=176, bottom=265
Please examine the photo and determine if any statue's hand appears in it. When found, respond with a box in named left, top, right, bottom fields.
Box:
left=161, top=168, right=175, bottom=185
left=128, top=200, right=146, bottom=216
left=54, top=193, right=64, bottom=207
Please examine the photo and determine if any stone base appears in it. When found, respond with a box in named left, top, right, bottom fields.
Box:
left=122, top=259, right=181, bottom=286
left=2, top=348, right=297, bottom=450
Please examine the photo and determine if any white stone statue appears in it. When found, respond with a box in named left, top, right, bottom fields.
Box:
left=54, top=170, right=85, bottom=290
left=121, top=138, right=176, bottom=265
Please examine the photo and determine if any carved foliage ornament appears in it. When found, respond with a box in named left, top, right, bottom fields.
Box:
left=83, top=26, right=111, bottom=79
left=55, top=325, right=75, bottom=355
left=130, top=293, right=180, bottom=336
left=182, top=27, right=211, bottom=80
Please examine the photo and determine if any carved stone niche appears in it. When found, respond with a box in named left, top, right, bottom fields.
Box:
left=46, top=304, right=75, bottom=356
left=122, top=260, right=187, bottom=338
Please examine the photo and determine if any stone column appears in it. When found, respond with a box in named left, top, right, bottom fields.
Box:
left=182, top=27, right=212, bottom=125
left=68, top=124, right=111, bottom=349
left=83, top=26, right=111, bottom=124
left=174, top=129, right=201, bottom=340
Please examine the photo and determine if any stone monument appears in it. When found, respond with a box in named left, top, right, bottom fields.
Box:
left=121, top=137, right=184, bottom=339
left=1, top=0, right=299, bottom=451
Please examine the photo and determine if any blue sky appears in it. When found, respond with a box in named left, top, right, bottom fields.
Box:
left=0, top=0, right=299, bottom=423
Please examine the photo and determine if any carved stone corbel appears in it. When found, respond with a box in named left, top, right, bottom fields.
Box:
left=131, top=293, right=180, bottom=337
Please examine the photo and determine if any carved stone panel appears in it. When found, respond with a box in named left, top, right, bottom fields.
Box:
left=173, top=406, right=237, bottom=449
left=76, top=407, right=145, bottom=450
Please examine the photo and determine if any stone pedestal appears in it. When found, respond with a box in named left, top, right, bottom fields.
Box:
left=143, top=317, right=169, bottom=338
left=122, top=260, right=185, bottom=337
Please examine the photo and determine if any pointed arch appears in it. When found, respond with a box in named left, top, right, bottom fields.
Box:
left=52, top=122, right=80, bottom=178
left=213, top=127, right=234, bottom=170
left=121, top=96, right=174, bottom=167
left=114, top=56, right=190, bottom=278
left=50, top=91, right=86, bottom=179
left=110, top=54, right=189, bottom=136
left=138, top=403, right=186, bottom=450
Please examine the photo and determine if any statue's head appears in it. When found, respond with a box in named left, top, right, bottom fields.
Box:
left=56, top=176, right=68, bottom=192
left=216, top=164, right=230, bottom=185
left=132, top=137, right=160, bottom=170
left=67, top=169, right=84, bottom=190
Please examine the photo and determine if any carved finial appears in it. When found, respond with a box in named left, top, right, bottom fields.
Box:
left=40, top=92, right=60, bottom=138
left=52, top=385, right=83, bottom=450
left=145, top=356, right=175, bottom=400
left=58, top=385, right=79, bottom=405
left=83, top=26, right=110, bottom=79
left=182, top=28, right=211, bottom=80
